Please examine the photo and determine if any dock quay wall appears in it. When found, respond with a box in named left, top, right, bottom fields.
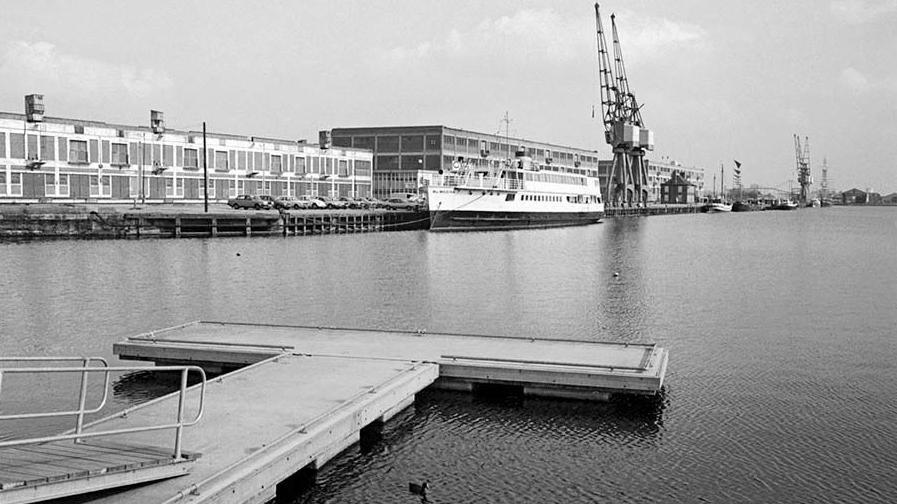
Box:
left=605, top=204, right=702, bottom=217
left=0, top=204, right=429, bottom=238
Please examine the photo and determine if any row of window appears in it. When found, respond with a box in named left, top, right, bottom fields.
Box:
left=330, top=133, right=599, bottom=166
left=518, top=194, right=601, bottom=204
left=523, top=172, right=588, bottom=186
left=333, top=135, right=442, bottom=153
left=444, top=136, right=598, bottom=165
left=0, top=171, right=367, bottom=198
left=0, top=132, right=372, bottom=176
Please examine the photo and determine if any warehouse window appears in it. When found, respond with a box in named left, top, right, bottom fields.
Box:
left=401, top=135, right=424, bottom=152
left=89, top=175, right=110, bottom=197
left=45, top=174, right=56, bottom=195
left=355, top=160, right=371, bottom=177
left=215, top=151, right=228, bottom=171
left=271, top=155, right=282, bottom=172
left=27, top=135, right=38, bottom=160
left=296, top=156, right=306, bottom=174
left=111, top=143, right=128, bottom=165
left=353, top=136, right=374, bottom=150
left=70, top=140, right=89, bottom=164
left=57, top=174, right=69, bottom=196
left=376, top=155, right=398, bottom=170
left=40, top=136, right=55, bottom=160
left=338, top=159, right=348, bottom=177
left=10, top=134, right=25, bottom=159
left=10, top=173, right=23, bottom=196
left=377, top=136, right=399, bottom=152
left=184, top=148, right=198, bottom=169
left=425, top=135, right=440, bottom=152
left=203, top=178, right=215, bottom=199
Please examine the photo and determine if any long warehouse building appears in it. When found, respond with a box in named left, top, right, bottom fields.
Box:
left=0, top=96, right=372, bottom=204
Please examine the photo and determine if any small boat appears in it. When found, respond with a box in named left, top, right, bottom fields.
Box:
left=702, top=164, right=732, bottom=213
left=732, top=200, right=759, bottom=212
left=769, top=199, right=798, bottom=210
left=706, top=199, right=732, bottom=212
left=807, top=198, right=821, bottom=208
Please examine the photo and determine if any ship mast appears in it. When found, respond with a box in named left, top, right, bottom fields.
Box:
left=503, top=111, right=511, bottom=161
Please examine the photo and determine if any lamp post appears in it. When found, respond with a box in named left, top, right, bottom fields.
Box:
left=203, top=122, right=208, bottom=213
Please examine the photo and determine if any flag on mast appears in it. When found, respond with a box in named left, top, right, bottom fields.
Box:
left=733, top=160, right=742, bottom=189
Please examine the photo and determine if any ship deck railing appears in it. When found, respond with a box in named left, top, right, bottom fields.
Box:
left=434, top=173, right=524, bottom=192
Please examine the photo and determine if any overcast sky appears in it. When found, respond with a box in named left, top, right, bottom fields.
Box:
left=2, top=0, right=895, bottom=192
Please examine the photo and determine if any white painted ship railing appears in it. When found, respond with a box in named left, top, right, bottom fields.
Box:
left=0, top=356, right=206, bottom=460
left=434, top=173, right=524, bottom=191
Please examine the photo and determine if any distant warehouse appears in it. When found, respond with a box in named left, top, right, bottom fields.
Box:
left=0, top=95, right=372, bottom=204
left=330, top=125, right=703, bottom=201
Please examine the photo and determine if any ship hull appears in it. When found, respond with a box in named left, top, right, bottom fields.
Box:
left=429, top=209, right=604, bottom=231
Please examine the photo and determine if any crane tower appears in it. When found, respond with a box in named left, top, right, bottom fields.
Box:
left=794, top=134, right=811, bottom=206
left=594, top=3, right=654, bottom=207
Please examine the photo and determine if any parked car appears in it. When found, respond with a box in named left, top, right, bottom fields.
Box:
left=319, top=196, right=349, bottom=209
left=298, top=195, right=328, bottom=209
left=384, top=198, right=420, bottom=211
left=274, top=196, right=307, bottom=210
left=258, top=195, right=277, bottom=207
left=360, top=197, right=386, bottom=209
left=228, top=194, right=273, bottom=210
left=337, top=196, right=360, bottom=209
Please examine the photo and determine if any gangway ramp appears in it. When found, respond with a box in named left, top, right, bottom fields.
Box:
left=0, top=440, right=198, bottom=503
left=63, top=354, right=438, bottom=504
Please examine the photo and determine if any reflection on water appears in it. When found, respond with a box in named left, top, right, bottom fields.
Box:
left=282, top=389, right=666, bottom=504
left=598, top=218, right=650, bottom=341
left=2, top=208, right=897, bottom=503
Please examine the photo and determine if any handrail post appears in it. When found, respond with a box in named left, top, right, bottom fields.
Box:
left=74, top=357, right=90, bottom=442
left=173, top=368, right=188, bottom=459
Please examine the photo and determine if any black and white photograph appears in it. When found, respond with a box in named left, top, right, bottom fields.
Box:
left=1, top=1, right=895, bottom=503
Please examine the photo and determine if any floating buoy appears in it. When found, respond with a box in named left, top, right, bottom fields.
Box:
left=613, top=272, right=619, bottom=277
left=236, top=252, right=241, bottom=257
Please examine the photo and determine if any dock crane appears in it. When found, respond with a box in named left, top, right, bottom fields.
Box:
left=594, top=3, right=654, bottom=207
left=794, top=134, right=811, bottom=206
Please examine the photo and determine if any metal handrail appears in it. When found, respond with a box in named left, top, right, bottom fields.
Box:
left=0, top=362, right=206, bottom=459
left=0, top=357, right=110, bottom=433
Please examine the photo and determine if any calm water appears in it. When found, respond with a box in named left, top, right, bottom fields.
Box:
left=2, top=207, right=896, bottom=503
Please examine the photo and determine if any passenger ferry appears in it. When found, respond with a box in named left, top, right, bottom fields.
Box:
left=426, top=151, right=604, bottom=231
